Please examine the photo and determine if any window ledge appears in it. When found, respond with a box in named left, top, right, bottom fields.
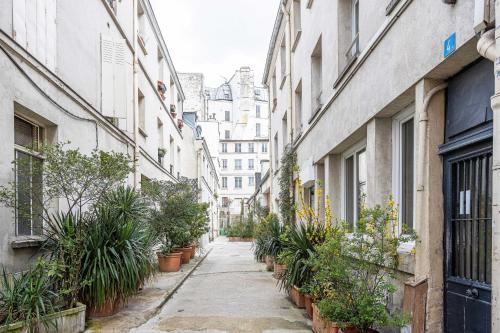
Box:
left=292, top=30, right=302, bottom=52
left=279, top=75, right=287, bottom=90
left=139, top=127, right=148, bottom=138
left=333, top=53, right=359, bottom=89
left=10, top=235, right=45, bottom=249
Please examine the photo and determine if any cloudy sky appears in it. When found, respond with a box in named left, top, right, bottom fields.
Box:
left=150, top=0, right=279, bottom=88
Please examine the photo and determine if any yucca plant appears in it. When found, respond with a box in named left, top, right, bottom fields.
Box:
left=0, top=260, right=60, bottom=332
left=79, top=186, right=155, bottom=312
left=263, top=216, right=285, bottom=258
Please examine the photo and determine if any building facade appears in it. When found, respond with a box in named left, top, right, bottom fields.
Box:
left=0, top=0, right=203, bottom=273
left=264, top=0, right=498, bottom=332
left=206, top=67, right=269, bottom=226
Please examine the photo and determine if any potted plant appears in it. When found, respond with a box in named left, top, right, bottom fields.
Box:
left=170, top=104, right=177, bottom=117
left=311, top=201, right=416, bottom=333
left=177, top=119, right=184, bottom=130
left=157, top=80, right=167, bottom=100
left=188, top=202, right=209, bottom=259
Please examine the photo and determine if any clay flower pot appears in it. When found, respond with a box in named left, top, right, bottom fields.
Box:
left=190, top=244, right=197, bottom=259
left=174, top=247, right=192, bottom=264
left=304, top=293, right=313, bottom=319
left=273, top=263, right=286, bottom=279
left=312, top=303, right=330, bottom=333
left=289, top=285, right=305, bottom=308
left=157, top=252, right=182, bottom=272
left=228, top=236, right=241, bottom=242
left=89, top=298, right=122, bottom=318
left=265, top=255, right=274, bottom=271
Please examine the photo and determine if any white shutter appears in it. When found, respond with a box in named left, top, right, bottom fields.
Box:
left=36, top=0, right=47, bottom=63
left=113, top=38, right=127, bottom=119
left=45, top=0, right=57, bottom=71
left=101, top=34, right=114, bottom=117
left=13, top=0, right=27, bottom=46
left=25, top=0, right=37, bottom=55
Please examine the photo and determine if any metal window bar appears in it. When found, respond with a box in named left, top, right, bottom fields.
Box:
left=345, top=32, right=360, bottom=61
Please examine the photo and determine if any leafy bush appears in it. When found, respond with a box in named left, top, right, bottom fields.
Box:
left=262, top=215, right=285, bottom=259
left=0, top=260, right=61, bottom=332
left=79, top=186, right=155, bottom=311
left=312, top=201, right=416, bottom=332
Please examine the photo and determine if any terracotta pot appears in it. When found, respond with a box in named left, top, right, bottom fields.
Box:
left=89, top=298, right=122, bottom=318
left=312, top=303, right=329, bottom=333
left=289, top=285, right=306, bottom=308
left=342, top=327, right=379, bottom=333
left=228, top=236, right=241, bottom=242
left=273, top=263, right=286, bottom=279
left=265, top=255, right=274, bottom=271
left=157, top=252, right=182, bottom=272
left=242, top=237, right=254, bottom=242
left=173, top=247, right=192, bottom=264
left=304, top=293, right=313, bottom=318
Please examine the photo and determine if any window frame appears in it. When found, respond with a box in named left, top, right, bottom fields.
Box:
left=392, top=106, right=416, bottom=235
left=221, top=143, right=228, bottom=153
left=341, top=139, right=366, bottom=231
left=248, top=159, right=255, bottom=170
left=235, top=143, right=242, bottom=153
left=14, top=115, right=45, bottom=237
left=235, top=159, right=242, bottom=170
left=235, top=177, right=243, bottom=189
left=256, top=123, right=261, bottom=137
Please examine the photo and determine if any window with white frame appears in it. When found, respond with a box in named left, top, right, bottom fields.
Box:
left=343, top=143, right=366, bottom=231
left=256, top=123, right=261, bottom=137
left=235, top=143, right=242, bottom=153
left=235, top=177, right=242, bottom=189
left=225, top=130, right=230, bottom=139
left=222, top=159, right=228, bottom=170
left=225, top=111, right=230, bottom=121
left=256, top=105, right=261, bottom=118
left=235, top=159, right=242, bottom=170
left=248, top=143, right=255, bottom=153
left=222, top=177, right=228, bottom=189
left=248, top=159, right=254, bottom=170
left=392, top=108, right=415, bottom=233
left=249, top=176, right=255, bottom=187
left=262, top=142, right=268, bottom=153
left=222, top=143, right=227, bottom=153
left=14, top=116, right=44, bottom=236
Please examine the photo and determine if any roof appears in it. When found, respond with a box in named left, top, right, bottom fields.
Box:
left=206, top=82, right=233, bottom=101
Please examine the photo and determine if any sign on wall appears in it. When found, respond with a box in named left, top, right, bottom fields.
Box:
left=444, top=33, right=456, bottom=58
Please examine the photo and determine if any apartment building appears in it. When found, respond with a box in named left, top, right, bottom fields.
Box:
left=264, top=0, right=498, bottom=332
left=179, top=73, right=220, bottom=242
left=0, top=0, right=190, bottom=273
left=206, top=67, right=270, bottom=226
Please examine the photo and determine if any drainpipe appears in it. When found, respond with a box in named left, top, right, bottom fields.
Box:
left=477, top=2, right=500, bottom=328
left=281, top=1, right=294, bottom=145
left=132, top=0, right=140, bottom=188
left=416, top=83, right=448, bottom=192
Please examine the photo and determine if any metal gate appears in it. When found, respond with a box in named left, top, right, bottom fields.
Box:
left=444, top=143, right=492, bottom=333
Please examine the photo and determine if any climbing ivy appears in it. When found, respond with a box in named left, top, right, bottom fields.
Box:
left=278, top=146, right=296, bottom=225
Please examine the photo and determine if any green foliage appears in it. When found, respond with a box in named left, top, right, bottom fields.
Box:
left=0, top=142, right=132, bottom=223
left=262, top=214, right=285, bottom=258
left=147, top=178, right=209, bottom=253
left=0, top=259, right=61, bottom=332
left=311, top=202, right=417, bottom=331
left=278, top=147, right=296, bottom=225
left=79, top=186, right=155, bottom=311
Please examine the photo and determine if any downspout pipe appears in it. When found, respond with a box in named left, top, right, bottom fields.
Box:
left=416, top=83, right=448, bottom=192
left=132, top=0, right=140, bottom=188
left=477, top=28, right=496, bottom=62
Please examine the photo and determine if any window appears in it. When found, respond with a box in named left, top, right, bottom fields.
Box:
left=280, top=38, right=287, bottom=88
left=157, top=118, right=164, bottom=165
left=293, top=0, right=302, bottom=43
left=248, top=159, right=255, bottom=170
left=225, top=111, right=230, bottom=121
left=256, top=123, right=261, bottom=137
left=138, top=89, right=146, bottom=133
left=262, top=142, right=268, bottom=153
left=248, top=143, right=255, bottom=153
left=222, top=159, right=228, bottom=170
left=235, top=143, right=242, bottom=153
left=169, top=136, right=174, bottom=173
left=271, top=72, right=277, bottom=109
left=225, top=130, right=230, bottom=139
left=235, top=159, right=242, bottom=170
left=222, top=177, right=228, bottom=189
left=249, top=176, right=255, bottom=187
left=343, top=145, right=366, bottom=231
left=282, top=114, right=288, bottom=146
left=235, top=177, right=242, bottom=189
left=274, top=134, right=279, bottom=168
left=222, top=143, right=228, bottom=153
left=14, top=116, right=44, bottom=236
left=350, top=0, right=360, bottom=58
left=295, top=80, right=303, bottom=134
left=311, top=37, right=323, bottom=115
left=222, top=196, right=230, bottom=207
left=338, top=0, right=360, bottom=74
left=256, top=105, right=261, bottom=118
left=177, top=146, right=181, bottom=178
left=393, top=110, right=415, bottom=233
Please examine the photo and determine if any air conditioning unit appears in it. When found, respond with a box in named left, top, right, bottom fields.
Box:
left=474, top=0, right=495, bottom=33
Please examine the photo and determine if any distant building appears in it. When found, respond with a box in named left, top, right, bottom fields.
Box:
left=205, top=67, right=270, bottom=227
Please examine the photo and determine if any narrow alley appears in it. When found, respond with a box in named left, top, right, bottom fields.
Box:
left=135, top=239, right=311, bottom=333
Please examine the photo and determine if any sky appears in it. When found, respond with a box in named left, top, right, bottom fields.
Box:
left=150, top=0, right=279, bottom=88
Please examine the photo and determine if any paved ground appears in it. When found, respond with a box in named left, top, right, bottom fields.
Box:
left=134, top=238, right=312, bottom=333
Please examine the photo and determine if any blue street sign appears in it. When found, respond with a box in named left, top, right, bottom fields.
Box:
left=444, top=33, right=456, bottom=58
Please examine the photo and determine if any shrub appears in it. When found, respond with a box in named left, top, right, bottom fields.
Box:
left=312, top=201, right=416, bottom=332
left=79, top=187, right=155, bottom=311
left=0, top=259, right=61, bottom=332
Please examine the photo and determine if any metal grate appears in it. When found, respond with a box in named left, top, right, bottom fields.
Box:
left=451, top=152, right=492, bottom=284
